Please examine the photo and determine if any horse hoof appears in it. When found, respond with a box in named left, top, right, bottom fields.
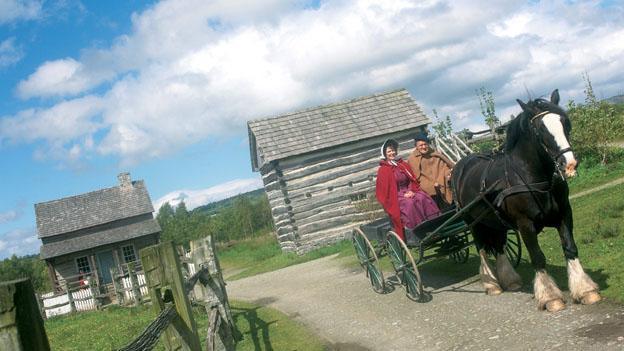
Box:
left=581, top=291, right=602, bottom=305
left=486, top=287, right=503, bottom=296
left=505, top=283, right=522, bottom=292
left=545, top=299, right=566, bottom=312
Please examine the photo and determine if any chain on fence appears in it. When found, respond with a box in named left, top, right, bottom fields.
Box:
left=118, top=304, right=177, bottom=351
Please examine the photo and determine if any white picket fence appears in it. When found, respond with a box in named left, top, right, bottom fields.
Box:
left=120, top=272, right=149, bottom=302
left=40, top=284, right=97, bottom=318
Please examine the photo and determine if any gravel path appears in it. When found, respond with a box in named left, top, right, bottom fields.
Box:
left=227, top=255, right=624, bottom=350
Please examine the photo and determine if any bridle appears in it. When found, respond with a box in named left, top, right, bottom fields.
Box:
left=529, top=110, right=573, bottom=180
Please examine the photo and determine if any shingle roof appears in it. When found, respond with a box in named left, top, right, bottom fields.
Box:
left=39, top=218, right=160, bottom=259
left=247, top=88, right=430, bottom=170
left=35, top=180, right=155, bottom=238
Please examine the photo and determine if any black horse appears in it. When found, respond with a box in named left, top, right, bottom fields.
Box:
left=451, top=89, right=601, bottom=312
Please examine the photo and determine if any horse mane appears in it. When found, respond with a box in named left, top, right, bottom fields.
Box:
left=504, top=109, right=530, bottom=152
left=504, top=98, right=568, bottom=152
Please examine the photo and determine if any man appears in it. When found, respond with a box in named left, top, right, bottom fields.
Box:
left=407, top=133, right=455, bottom=209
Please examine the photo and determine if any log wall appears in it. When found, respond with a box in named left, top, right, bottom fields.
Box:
left=260, top=128, right=424, bottom=254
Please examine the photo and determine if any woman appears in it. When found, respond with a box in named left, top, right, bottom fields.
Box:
left=376, top=139, right=441, bottom=242
left=407, top=133, right=455, bottom=209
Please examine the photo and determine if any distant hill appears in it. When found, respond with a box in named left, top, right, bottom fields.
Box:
left=605, top=94, right=624, bottom=104
left=192, top=188, right=266, bottom=215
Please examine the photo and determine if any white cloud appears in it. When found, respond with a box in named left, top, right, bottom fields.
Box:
left=0, top=37, right=23, bottom=68
left=0, top=95, right=105, bottom=144
left=0, top=228, right=40, bottom=259
left=17, top=58, right=92, bottom=98
left=3, top=0, right=624, bottom=165
left=0, top=210, right=20, bottom=224
left=153, top=178, right=263, bottom=211
left=0, top=0, right=42, bottom=24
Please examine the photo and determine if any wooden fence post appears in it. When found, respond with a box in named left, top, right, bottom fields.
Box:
left=88, top=276, right=100, bottom=310
left=140, top=241, right=201, bottom=351
left=110, top=267, right=124, bottom=305
left=65, top=281, right=76, bottom=314
left=128, top=262, right=142, bottom=306
left=190, top=236, right=235, bottom=351
left=0, top=279, right=51, bottom=351
left=35, top=293, right=46, bottom=320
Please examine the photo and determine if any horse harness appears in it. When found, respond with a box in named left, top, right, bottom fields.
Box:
left=454, top=152, right=560, bottom=229
left=529, top=110, right=573, bottom=181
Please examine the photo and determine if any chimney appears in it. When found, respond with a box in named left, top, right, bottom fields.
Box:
left=118, top=172, right=132, bottom=187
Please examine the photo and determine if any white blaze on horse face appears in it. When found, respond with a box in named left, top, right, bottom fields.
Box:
left=542, top=113, right=577, bottom=177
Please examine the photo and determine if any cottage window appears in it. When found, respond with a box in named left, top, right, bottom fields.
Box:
left=122, top=245, right=137, bottom=263
left=76, top=256, right=91, bottom=274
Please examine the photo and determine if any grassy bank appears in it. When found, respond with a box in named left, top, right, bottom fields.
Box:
left=567, top=161, right=624, bottom=194
left=45, top=300, right=326, bottom=351
left=217, top=235, right=353, bottom=280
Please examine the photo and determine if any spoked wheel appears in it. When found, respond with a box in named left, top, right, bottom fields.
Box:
left=352, top=228, right=386, bottom=293
left=448, top=233, right=470, bottom=264
left=505, top=230, right=522, bottom=267
left=449, top=247, right=469, bottom=264
left=386, top=231, right=424, bottom=302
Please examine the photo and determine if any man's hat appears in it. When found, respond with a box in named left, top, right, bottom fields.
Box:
left=414, top=132, right=430, bottom=143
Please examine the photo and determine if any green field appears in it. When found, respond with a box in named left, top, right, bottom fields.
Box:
left=45, top=300, right=326, bottom=351
left=218, top=235, right=353, bottom=280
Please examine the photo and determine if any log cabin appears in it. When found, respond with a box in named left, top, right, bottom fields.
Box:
left=248, top=89, right=431, bottom=254
left=36, top=173, right=161, bottom=293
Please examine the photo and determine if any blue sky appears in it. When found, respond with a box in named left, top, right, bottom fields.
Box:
left=1, top=0, right=623, bottom=259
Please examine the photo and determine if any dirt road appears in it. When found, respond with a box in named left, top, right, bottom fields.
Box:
left=227, top=255, right=624, bottom=350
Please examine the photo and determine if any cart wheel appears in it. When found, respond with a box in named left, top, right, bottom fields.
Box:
left=505, top=230, right=522, bottom=267
left=449, top=247, right=469, bottom=264
left=386, top=231, right=424, bottom=302
left=352, top=228, right=386, bottom=293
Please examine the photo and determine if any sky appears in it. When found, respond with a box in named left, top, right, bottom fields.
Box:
left=0, top=0, right=623, bottom=259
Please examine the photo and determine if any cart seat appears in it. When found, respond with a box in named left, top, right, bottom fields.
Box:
left=408, top=205, right=464, bottom=242
left=359, top=217, right=391, bottom=242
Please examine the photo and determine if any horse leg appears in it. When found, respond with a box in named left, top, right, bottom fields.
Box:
left=472, top=225, right=503, bottom=295
left=495, top=251, right=522, bottom=291
left=478, top=248, right=502, bottom=295
left=558, top=207, right=601, bottom=305
left=519, top=224, right=565, bottom=312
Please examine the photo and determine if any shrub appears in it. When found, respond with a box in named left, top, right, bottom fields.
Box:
left=568, top=74, right=624, bottom=165
left=594, top=222, right=621, bottom=239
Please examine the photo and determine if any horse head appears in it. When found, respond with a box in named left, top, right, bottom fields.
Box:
left=515, top=89, right=577, bottom=178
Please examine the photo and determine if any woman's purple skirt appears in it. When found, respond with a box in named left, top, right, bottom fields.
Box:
left=398, top=190, right=440, bottom=229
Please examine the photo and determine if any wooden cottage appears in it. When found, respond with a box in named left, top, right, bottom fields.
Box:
left=36, top=173, right=161, bottom=292
left=248, top=89, right=431, bottom=254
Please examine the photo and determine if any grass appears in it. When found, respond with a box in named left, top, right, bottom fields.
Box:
left=45, top=300, right=326, bottom=351
left=567, top=161, right=624, bottom=194
left=218, top=236, right=353, bottom=280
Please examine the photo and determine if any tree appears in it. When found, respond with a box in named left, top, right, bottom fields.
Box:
left=567, top=73, right=624, bottom=165
left=476, top=87, right=501, bottom=145
left=431, top=109, right=453, bottom=139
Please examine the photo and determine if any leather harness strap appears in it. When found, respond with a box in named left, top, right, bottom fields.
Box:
left=493, top=181, right=552, bottom=207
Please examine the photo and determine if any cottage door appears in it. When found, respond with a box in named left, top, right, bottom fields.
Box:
left=96, top=251, right=115, bottom=284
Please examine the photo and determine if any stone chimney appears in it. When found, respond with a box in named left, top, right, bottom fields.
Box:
left=117, top=172, right=132, bottom=187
